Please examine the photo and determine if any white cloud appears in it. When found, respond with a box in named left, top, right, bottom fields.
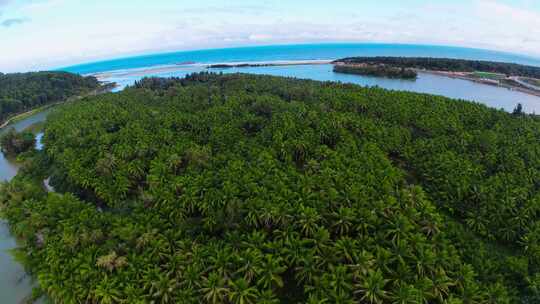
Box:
left=248, top=34, right=273, bottom=41
left=1, top=0, right=540, bottom=72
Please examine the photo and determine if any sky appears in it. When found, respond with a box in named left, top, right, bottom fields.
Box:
left=1, top=0, right=540, bottom=72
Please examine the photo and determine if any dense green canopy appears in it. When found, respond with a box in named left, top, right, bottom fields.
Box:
left=0, top=71, right=100, bottom=124
left=333, top=64, right=417, bottom=79
left=2, top=73, right=540, bottom=303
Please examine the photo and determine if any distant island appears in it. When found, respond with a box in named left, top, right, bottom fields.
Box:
left=334, top=56, right=540, bottom=77
left=334, top=57, right=540, bottom=96
left=333, top=63, right=417, bottom=79
left=206, top=60, right=332, bottom=69
left=208, top=63, right=268, bottom=68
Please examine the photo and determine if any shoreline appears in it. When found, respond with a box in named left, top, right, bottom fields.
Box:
left=0, top=104, right=57, bottom=130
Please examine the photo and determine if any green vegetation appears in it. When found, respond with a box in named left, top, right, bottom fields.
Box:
left=335, top=56, right=540, bottom=78
left=0, top=71, right=100, bottom=125
left=471, top=71, right=505, bottom=80
left=333, top=64, right=417, bottom=79
left=0, top=128, right=36, bottom=155
left=513, top=103, right=524, bottom=115
left=2, top=72, right=540, bottom=303
left=208, top=64, right=255, bottom=68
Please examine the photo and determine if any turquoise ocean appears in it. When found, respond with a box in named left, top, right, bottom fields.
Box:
left=62, top=43, right=540, bottom=74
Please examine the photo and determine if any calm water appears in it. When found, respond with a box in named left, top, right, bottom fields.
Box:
left=0, top=111, right=49, bottom=304
left=62, top=43, right=540, bottom=75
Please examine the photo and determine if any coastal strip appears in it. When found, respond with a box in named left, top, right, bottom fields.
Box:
left=419, top=70, right=540, bottom=98
left=91, top=60, right=333, bottom=80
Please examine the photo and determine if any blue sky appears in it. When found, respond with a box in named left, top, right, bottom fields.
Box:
left=1, top=0, right=540, bottom=72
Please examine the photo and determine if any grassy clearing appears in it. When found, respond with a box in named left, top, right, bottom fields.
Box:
left=472, top=71, right=505, bottom=80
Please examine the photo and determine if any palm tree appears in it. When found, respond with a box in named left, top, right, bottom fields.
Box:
left=257, top=255, right=286, bottom=289
left=92, top=279, right=123, bottom=304
left=295, top=251, right=319, bottom=284
left=355, top=269, right=389, bottom=304
left=200, top=272, right=229, bottom=304
left=389, top=281, right=421, bottom=304
left=350, top=250, right=374, bottom=277
left=384, top=214, right=411, bottom=242
left=96, top=251, right=119, bottom=272
left=228, top=278, right=258, bottom=304
left=332, top=207, right=355, bottom=236
left=257, top=289, right=280, bottom=304
left=485, top=282, right=511, bottom=304
left=306, top=293, right=329, bottom=304
left=147, top=272, right=179, bottom=304
left=327, top=265, right=353, bottom=297
left=334, top=237, right=356, bottom=263
left=298, top=205, right=321, bottom=237
left=236, top=248, right=263, bottom=282
left=430, top=269, right=454, bottom=302
left=207, top=246, right=234, bottom=278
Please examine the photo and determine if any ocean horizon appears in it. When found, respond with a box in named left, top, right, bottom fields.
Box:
left=60, top=43, right=540, bottom=75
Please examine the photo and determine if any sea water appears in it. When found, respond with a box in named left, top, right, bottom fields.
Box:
left=62, top=43, right=540, bottom=75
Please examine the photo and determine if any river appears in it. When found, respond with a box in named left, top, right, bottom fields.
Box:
left=0, top=110, right=50, bottom=304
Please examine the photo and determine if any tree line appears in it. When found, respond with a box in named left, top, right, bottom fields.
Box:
left=333, top=64, right=417, bottom=79
left=334, top=56, right=540, bottom=78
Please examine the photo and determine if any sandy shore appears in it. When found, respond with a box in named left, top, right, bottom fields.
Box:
left=419, top=70, right=540, bottom=98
